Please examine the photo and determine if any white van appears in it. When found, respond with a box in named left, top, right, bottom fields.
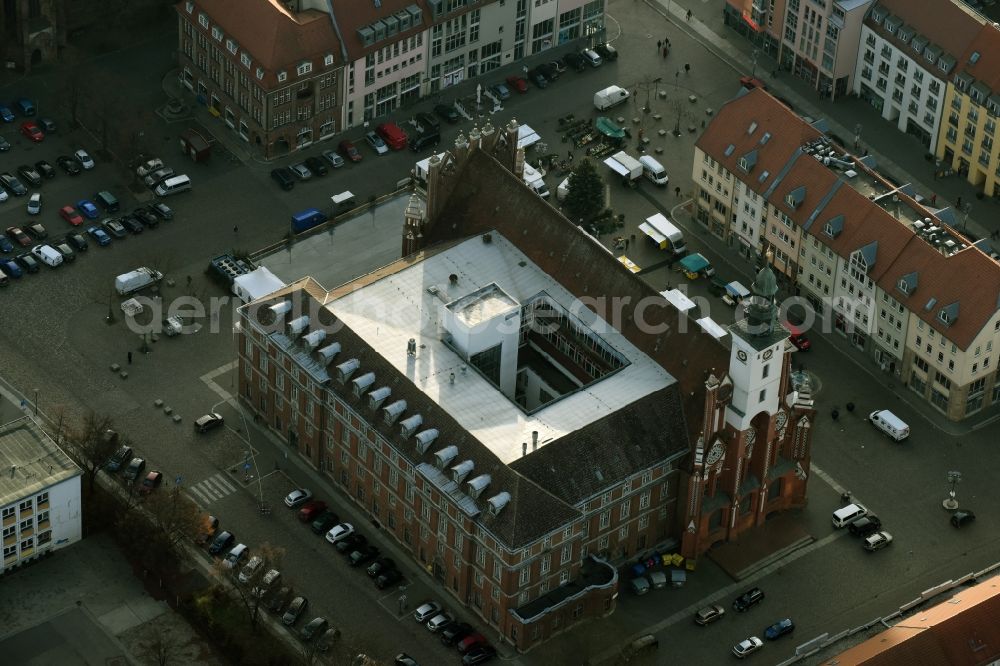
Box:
left=155, top=174, right=191, bottom=196
left=869, top=409, right=909, bottom=441
left=639, top=155, right=669, bottom=186
left=832, top=502, right=868, bottom=528
left=31, top=244, right=63, bottom=268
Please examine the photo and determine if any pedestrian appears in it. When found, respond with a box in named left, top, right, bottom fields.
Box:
left=233, top=224, right=239, bottom=233
left=957, top=196, right=963, bottom=208
left=662, top=46, right=668, bottom=59
left=686, top=8, right=692, bottom=20
left=684, top=63, right=691, bottom=74
left=127, top=351, right=133, bottom=365
left=931, top=193, right=937, bottom=206
left=666, top=38, right=671, bottom=49
left=186, top=274, right=192, bottom=288
left=657, top=40, right=662, bottom=51
left=675, top=186, right=681, bottom=198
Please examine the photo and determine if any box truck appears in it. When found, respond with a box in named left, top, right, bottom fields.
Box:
left=639, top=213, right=687, bottom=255
left=603, top=151, right=643, bottom=181
left=291, top=208, right=326, bottom=233
left=593, top=85, right=630, bottom=111
left=522, top=163, right=550, bottom=198
left=115, top=267, right=163, bottom=295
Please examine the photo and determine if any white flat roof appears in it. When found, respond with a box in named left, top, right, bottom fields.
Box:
left=660, top=288, right=695, bottom=312
left=328, top=234, right=674, bottom=464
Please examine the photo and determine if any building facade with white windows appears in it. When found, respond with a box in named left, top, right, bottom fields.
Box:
left=1, top=417, right=83, bottom=576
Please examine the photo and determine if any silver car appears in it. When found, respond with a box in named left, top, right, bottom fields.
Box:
left=289, top=162, right=312, bottom=180
left=365, top=131, right=389, bottom=155
left=321, top=149, right=345, bottom=168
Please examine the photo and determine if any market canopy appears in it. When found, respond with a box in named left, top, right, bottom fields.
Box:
left=679, top=252, right=711, bottom=273
left=660, top=288, right=695, bottom=312
left=517, top=124, right=541, bottom=149
left=696, top=316, right=728, bottom=340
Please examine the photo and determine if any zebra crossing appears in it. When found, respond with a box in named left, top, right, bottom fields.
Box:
left=187, top=472, right=240, bottom=506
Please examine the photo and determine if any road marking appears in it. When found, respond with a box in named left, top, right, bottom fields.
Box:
left=811, top=462, right=853, bottom=499
left=187, top=472, right=239, bottom=506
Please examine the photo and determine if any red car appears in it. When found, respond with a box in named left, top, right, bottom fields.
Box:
left=59, top=205, right=84, bottom=226
left=141, top=471, right=163, bottom=494
left=739, top=76, right=767, bottom=91
left=20, top=121, right=44, bottom=142
left=338, top=139, right=362, bottom=162
left=505, top=75, right=528, bottom=94
left=6, top=226, right=32, bottom=247
left=298, top=500, right=328, bottom=522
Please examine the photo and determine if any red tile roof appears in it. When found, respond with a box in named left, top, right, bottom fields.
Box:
left=953, top=22, right=1000, bottom=91
left=330, top=0, right=431, bottom=61
left=183, top=0, right=342, bottom=87
left=867, top=0, right=985, bottom=66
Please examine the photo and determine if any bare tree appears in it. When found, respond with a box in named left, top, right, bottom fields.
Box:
left=65, top=413, right=121, bottom=494
left=216, top=542, right=286, bottom=633
left=136, top=625, right=174, bottom=666
left=143, top=486, right=203, bottom=549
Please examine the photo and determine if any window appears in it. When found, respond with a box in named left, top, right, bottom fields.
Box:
left=297, top=62, right=313, bottom=76
left=540, top=554, right=551, bottom=574
left=324, top=54, right=334, bottom=66
left=198, top=13, right=209, bottom=28
left=519, top=567, right=530, bottom=586
left=493, top=560, right=501, bottom=581
left=619, top=502, right=630, bottom=520
left=599, top=510, right=610, bottom=529
left=639, top=491, right=651, bottom=509
left=560, top=545, right=571, bottom=564
left=277, top=70, right=287, bottom=82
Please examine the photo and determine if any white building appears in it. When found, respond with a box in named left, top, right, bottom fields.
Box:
left=1, top=417, right=83, bottom=575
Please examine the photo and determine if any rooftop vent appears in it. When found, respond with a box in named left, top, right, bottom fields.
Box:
left=288, top=315, right=309, bottom=336
left=302, top=329, right=326, bottom=350
left=383, top=399, right=407, bottom=425
left=414, top=428, right=439, bottom=453
left=407, top=338, right=417, bottom=356
left=434, top=445, right=458, bottom=469
left=268, top=301, right=292, bottom=321
left=400, top=414, right=424, bottom=437
left=368, top=386, right=392, bottom=410
left=315, top=342, right=341, bottom=364
left=466, top=474, right=491, bottom=499
left=335, top=358, right=360, bottom=383
left=487, top=491, right=511, bottom=516
left=449, top=273, right=458, bottom=285
left=452, top=460, right=474, bottom=483
left=352, top=372, right=376, bottom=396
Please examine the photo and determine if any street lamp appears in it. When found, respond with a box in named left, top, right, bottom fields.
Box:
left=943, top=470, right=961, bottom=510
left=33, top=389, right=38, bottom=417
left=962, top=202, right=972, bottom=231
left=853, top=123, right=863, bottom=152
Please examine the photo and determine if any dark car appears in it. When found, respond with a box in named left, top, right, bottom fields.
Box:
left=764, top=618, right=795, bottom=640
left=104, top=444, right=134, bottom=472
left=267, top=586, right=293, bottom=613
left=462, top=645, right=497, bottom=665
left=338, top=139, right=363, bottom=162
left=16, top=253, right=40, bottom=273
left=271, top=167, right=295, bottom=190
left=415, top=111, right=441, bottom=134
left=300, top=616, right=328, bottom=641
left=366, top=557, right=395, bottom=578
left=733, top=587, right=765, bottom=612
left=537, top=62, right=560, bottom=81
left=563, top=52, right=587, bottom=71
left=375, top=568, right=403, bottom=590
left=26, top=223, right=47, bottom=240
left=35, top=160, right=56, bottom=179
left=951, top=510, right=976, bottom=528
left=526, top=68, right=548, bottom=89
left=209, top=531, right=236, bottom=555
left=311, top=510, right=340, bottom=535
left=134, top=207, right=159, bottom=228
left=505, top=75, right=528, bottom=93
left=434, top=103, right=460, bottom=124
left=17, top=165, right=42, bottom=187
left=440, top=622, right=474, bottom=646
left=282, top=596, right=308, bottom=625
left=0, top=237, right=13, bottom=253
left=0, top=172, right=27, bottom=196
left=123, top=457, right=146, bottom=481
left=151, top=202, right=174, bottom=220
left=848, top=515, right=882, bottom=537
left=594, top=42, right=618, bottom=61
left=120, top=215, right=144, bottom=235
left=102, top=219, right=127, bottom=238
left=304, top=156, right=328, bottom=176
left=56, top=155, right=81, bottom=175
left=54, top=242, right=76, bottom=263
left=335, top=533, right=366, bottom=554
left=65, top=232, right=88, bottom=251
left=348, top=545, right=380, bottom=567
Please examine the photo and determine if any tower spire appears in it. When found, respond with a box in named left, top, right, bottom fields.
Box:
left=744, top=250, right=779, bottom=337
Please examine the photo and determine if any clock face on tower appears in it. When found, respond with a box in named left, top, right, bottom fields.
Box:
left=737, top=349, right=748, bottom=363
left=763, top=349, right=774, bottom=360
left=705, top=440, right=725, bottom=465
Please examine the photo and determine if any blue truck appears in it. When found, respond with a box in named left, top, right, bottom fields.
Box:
left=291, top=208, right=326, bottom=233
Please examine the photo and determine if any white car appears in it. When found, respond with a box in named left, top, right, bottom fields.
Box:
left=0, top=188, right=7, bottom=202
left=283, top=488, right=313, bottom=508
left=365, top=131, right=389, bottom=155
left=412, top=601, right=442, bottom=623
left=426, top=612, right=454, bottom=632
left=136, top=157, right=163, bottom=177
left=324, top=522, right=354, bottom=544
left=238, top=555, right=264, bottom=583
left=74, top=148, right=95, bottom=170
left=863, top=531, right=893, bottom=551
left=732, top=636, right=764, bottom=659
left=26, top=192, right=41, bottom=215
left=321, top=149, right=345, bottom=168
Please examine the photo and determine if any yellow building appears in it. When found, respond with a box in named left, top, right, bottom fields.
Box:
left=935, top=22, right=1000, bottom=198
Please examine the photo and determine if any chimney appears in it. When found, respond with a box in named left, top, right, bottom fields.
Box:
left=522, top=442, right=527, bottom=456
left=532, top=431, right=539, bottom=451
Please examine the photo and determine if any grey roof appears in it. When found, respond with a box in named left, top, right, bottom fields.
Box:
left=825, top=214, right=846, bottom=238
left=857, top=240, right=879, bottom=270
left=897, top=271, right=918, bottom=294
left=0, top=417, right=82, bottom=507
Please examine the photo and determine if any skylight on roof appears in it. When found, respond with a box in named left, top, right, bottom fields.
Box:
left=970, top=51, right=981, bottom=64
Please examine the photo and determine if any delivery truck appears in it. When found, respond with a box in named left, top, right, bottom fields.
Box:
left=291, top=208, right=326, bottom=233
left=639, top=213, right=687, bottom=255
left=603, top=151, right=643, bottom=182
left=593, top=85, right=630, bottom=111
left=115, top=267, right=163, bottom=295
left=522, top=163, right=550, bottom=198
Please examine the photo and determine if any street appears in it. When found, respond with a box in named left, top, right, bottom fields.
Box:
left=1, top=0, right=999, bottom=665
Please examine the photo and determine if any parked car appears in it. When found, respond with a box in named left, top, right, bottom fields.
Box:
left=413, top=601, right=442, bottom=623
left=440, top=622, right=473, bottom=646
left=764, top=618, right=795, bottom=640
left=0, top=237, right=12, bottom=253
left=223, top=543, right=249, bottom=569
left=289, top=162, right=313, bottom=181
left=563, top=52, right=587, bottom=71
left=732, top=636, right=764, bottom=659
left=20, top=121, right=44, bottom=142
left=57, top=155, right=81, bottom=175
left=526, top=68, right=548, bottom=88
left=39, top=117, right=56, bottom=132
left=694, top=604, right=725, bottom=625
left=0, top=136, right=9, bottom=151
left=365, top=131, right=389, bottom=155
left=300, top=616, right=328, bottom=641
left=238, top=555, right=265, bottom=583
left=581, top=48, right=603, bottom=67
left=16, top=253, right=39, bottom=273
left=54, top=242, right=76, bottom=262
left=317, top=627, right=341, bottom=652
left=951, top=510, right=976, bottom=528
left=123, top=457, right=146, bottom=481
left=282, top=596, right=308, bottom=625
left=338, top=139, right=363, bottom=162
left=76, top=200, right=99, bottom=219
left=131, top=207, right=158, bottom=229
left=17, top=165, right=42, bottom=187
left=65, top=232, right=88, bottom=251
left=415, top=111, right=441, bottom=133
left=0, top=105, right=13, bottom=122
left=209, top=531, right=236, bottom=556
left=536, top=62, right=559, bottom=81
left=15, top=98, right=36, bottom=116
left=25, top=223, right=47, bottom=239
left=252, top=569, right=282, bottom=598
left=284, top=488, right=313, bottom=508
left=325, top=522, right=354, bottom=544
left=267, top=586, right=293, bottom=613
left=863, top=531, right=893, bottom=551
left=457, top=634, right=487, bottom=654
left=270, top=167, right=295, bottom=190
left=462, top=646, right=497, bottom=665
left=2, top=259, right=21, bottom=278
left=34, top=160, right=56, bottom=179
left=0, top=173, right=27, bottom=196
left=119, top=215, right=144, bottom=235
left=505, top=75, right=528, bottom=93
left=102, top=218, right=127, bottom=238
left=733, top=587, right=765, bottom=612
left=6, top=227, right=32, bottom=247
left=426, top=612, right=454, bottom=632
left=136, top=158, right=164, bottom=177
left=322, top=149, right=345, bottom=168
left=0, top=188, right=6, bottom=203
left=848, top=515, right=882, bottom=537
left=298, top=500, right=328, bottom=523
left=151, top=202, right=174, bottom=220
left=489, top=83, right=511, bottom=101
left=86, top=225, right=111, bottom=246
left=140, top=471, right=163, bottom=494
left=348, top=545, right=380, bottom=567
left=594, top=42, right=618, bottom=61
left=304, top=156, right=328, bottom=176
left=74, top=149, right=95, bottom=169
left=26, top=193, right=41, bottom=215
left=434, top=103, right=460, bottom=123
left=144, top=167, right=175, bottom=187
left=335, top=533, right=366, bottom=554
left=374, top=568, right=403, bottom=589
left=311, top=510, right=340, bottom=535
left=194, top=412, right=224, bottom=433
left=195, top=515, right=219, bottom=545
left=366, top=557, right=395, bottom=578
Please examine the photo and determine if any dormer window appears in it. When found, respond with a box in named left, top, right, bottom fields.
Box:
left=198, top=13, right=209, bottom=28
left=277, top=70, right=287, bottom=82
left=226, top=39, right=237, bottom=54
left=297, top=61, right=313, bottom=76
left=256, top=67, right=264, bottom=80
left=938, top=310, right=951, bottom=324
left=185, top=1, right=193, bottom=13
left=324, top=54, right=334, bottom=66
left=240, top=52, right=251, bottom=68
left=211, top=26, right=223, bottom=41
left=898, top=279, right=910, bottom=294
